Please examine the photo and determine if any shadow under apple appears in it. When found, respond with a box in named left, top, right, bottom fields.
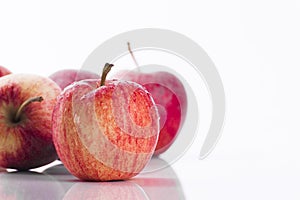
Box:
left=43, top=163, right=78, bottom=193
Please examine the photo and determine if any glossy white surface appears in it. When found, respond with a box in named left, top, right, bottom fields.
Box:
left=1, top=158, right=185, bottom=200
left=1, top=1, right=300, bottom=199
left=2, top=153, right=300, bottom=200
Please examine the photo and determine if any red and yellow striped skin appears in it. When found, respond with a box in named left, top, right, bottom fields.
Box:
left=53, top=79, right=159, bottom=181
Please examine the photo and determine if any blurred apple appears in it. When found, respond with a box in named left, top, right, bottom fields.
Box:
left=0, top=66, right=11, bottom=77
left=53, top=64, right=159, bottom=181
left=114, top=70, right=187, bottom=155
left=49, top=69, right=99, bottom=90
left=113, top=44, right=187, bottom=155
left=0, top=74, right=61, bottom=170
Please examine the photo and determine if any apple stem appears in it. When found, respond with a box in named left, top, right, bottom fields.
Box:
left=14, top=96, right=44, bottom=122
left=100, top=63, right=114, bottom=86
left=127, top=42, right=140, bottom=71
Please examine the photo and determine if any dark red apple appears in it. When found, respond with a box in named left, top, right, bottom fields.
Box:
left=113, top=43, right=187, bottom=155
left=49, top=69, right=99, bottom=90
left=0, top=74, right=61, bottom=170
left=114, top=70, right=187, bottom=155
left=52, top=64, right=160, bottom=181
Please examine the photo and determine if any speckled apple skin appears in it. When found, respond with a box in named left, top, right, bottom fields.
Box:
left=52, top=79, right=159, bottom=181
left=0, top=74, right=61, bottom=170
left=114, top=71, right=187, bottom=155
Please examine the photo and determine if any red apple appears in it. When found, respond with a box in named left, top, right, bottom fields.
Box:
left=49, top=69, right=99, bottom=90
left=52, top=63, right=159, bottom=181
left=113, top=44, right=187, bottom=155
left=0, top=66, right=11, bottom=77
left=114, top=69, right=187, bottom=155
left=0, top=74, right=61, bottom=170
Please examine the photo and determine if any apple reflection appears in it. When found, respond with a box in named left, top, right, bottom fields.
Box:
left=46, top=164, right=150, bottom=199
left=63, top=157, right=185, bottom=200
left=0, top=158, right=185, bottom=199
left=63, top=181, right=148, bottom=200
left=0, top=171, right=66, bottom=200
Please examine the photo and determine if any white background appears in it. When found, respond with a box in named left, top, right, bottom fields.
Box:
left=1, top=0, right=300, bottom=199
